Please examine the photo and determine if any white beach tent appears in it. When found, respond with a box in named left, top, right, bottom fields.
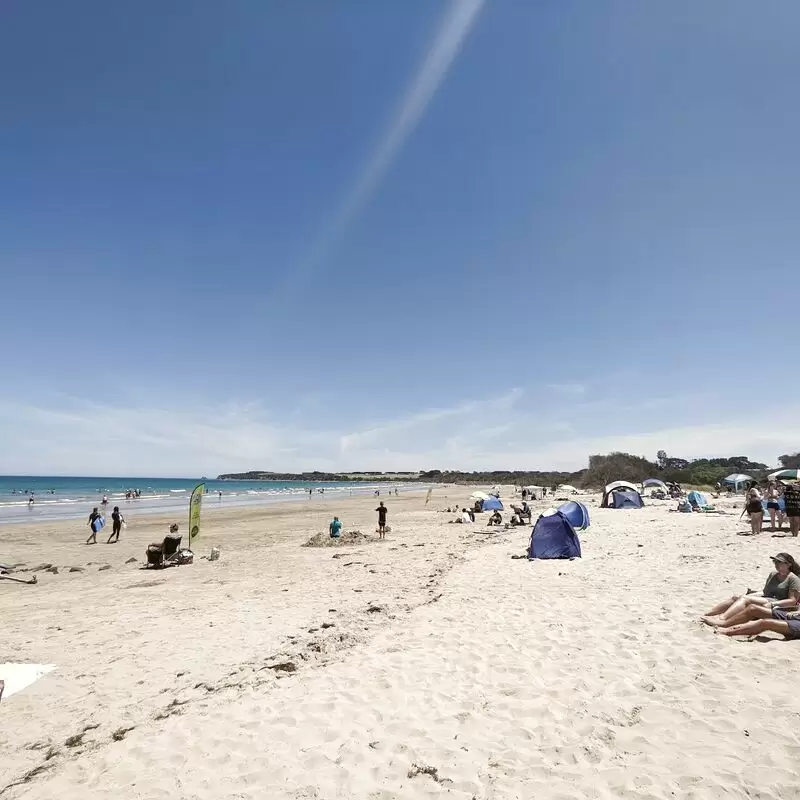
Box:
left=604, top=480, right=640, bottom=494
left=523, top=485, right=544, bottom=500
left=557, top=485, right=579, bottom=495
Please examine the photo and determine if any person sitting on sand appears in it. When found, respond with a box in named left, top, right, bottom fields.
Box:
left=745, top=487, right=764, bottom=534
left=702, top=553, right=800, bottom=630
left=487, top=510, right=502, bottom=526
left=452, top=511, right=467, bottom=523
left=329, top=516, right=342, bottom=538
left=707, top=554, right=800, bottom=639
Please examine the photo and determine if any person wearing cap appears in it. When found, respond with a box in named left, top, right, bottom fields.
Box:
left=714, top=554, right=800, bottom=638
left=701, top=552, right=800, bottom=629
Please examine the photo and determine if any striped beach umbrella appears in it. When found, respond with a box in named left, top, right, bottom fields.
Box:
left=768, top=469, right=800, bottom=483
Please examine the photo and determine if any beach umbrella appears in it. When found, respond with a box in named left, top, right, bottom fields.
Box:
left=768, top=469, right=800, bottom=483
left=470, top=491, right=490, bottom=501
left=723, top=473, right=752, bottom=489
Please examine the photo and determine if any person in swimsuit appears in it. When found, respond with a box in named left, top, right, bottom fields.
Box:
left=745, top=487, right=764, bottom=535
left=765, top=482, right=782, bottom=531
left=702, top=553, right=800, bottom=630
left=107, top=506, right=124, bottom=543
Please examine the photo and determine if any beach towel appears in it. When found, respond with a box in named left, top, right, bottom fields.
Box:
left=0, top=663, right=55, bottom=699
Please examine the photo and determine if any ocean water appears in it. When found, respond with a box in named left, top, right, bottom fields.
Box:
left=0, top=475, right=406, bottom=525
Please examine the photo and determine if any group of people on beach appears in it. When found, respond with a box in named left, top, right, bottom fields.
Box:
left=329, top=502, right=389, bottom=540
left=701, top=477, right=800, bottom=639
left=86, top=506, right=125, bottom=544
left=702, top=552, right=800, bottom=639
left=742, top=481, right=800, bottom=535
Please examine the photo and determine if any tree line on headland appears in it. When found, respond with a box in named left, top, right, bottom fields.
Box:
left=219, top=451, right=799, bottom=489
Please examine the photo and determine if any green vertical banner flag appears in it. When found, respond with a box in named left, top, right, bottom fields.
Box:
left=189, top=483, right=205, bottom=546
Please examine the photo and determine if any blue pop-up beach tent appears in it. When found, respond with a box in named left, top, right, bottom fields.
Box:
left=556, top=501, right=590, bottom=530
left=481, top=496, right=503, bottom=511
left=601, top=481, right=644, bottom=509
left=528, top=512, right=582, bottom=560
left=611, top=490, right=643, bottom=508
left=687, top=490, right=708, bottom=508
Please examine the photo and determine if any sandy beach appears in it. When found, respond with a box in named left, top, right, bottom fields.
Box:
left=3, top=488, right=800, bottom=799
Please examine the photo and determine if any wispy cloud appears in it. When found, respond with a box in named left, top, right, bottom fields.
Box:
left=1, top=388, right=797, bottom=476
left=288, top=0, right=485, bottom=291
left=547, top=383, right=586, bottom=396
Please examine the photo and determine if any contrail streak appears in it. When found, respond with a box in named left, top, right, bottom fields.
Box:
left=285, top=0, right=485, bottom=296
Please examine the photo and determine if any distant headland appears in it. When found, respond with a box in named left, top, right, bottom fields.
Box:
left=216, top=471, right=420, bottom=482
left=217, top=450, right=798, bottom=489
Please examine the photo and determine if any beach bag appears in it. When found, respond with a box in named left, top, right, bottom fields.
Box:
left=173, top=550, right=194, bottom=565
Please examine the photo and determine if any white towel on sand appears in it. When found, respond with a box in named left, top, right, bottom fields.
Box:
left=0, top=663, right=56, bottom=699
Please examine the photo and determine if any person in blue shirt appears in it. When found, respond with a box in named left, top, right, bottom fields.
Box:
left=329, top=516, right=342, bottom=538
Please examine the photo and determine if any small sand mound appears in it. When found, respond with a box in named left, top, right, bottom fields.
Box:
left=303, top=530, right=371, bottom=548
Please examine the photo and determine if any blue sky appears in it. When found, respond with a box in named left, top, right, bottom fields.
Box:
left=1, top=1, right=798, bottom=476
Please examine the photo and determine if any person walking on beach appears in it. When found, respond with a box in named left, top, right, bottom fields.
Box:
left=86, top=507, right=102, bottom=544
left=107, top=506, right=124, bottom=543
left=376, top=501, right=388, bottom=539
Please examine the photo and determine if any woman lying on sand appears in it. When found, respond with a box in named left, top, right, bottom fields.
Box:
left=702, top=553, right=800, bottom=637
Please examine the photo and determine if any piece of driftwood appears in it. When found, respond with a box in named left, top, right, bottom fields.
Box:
left=0, top=574, right=38, bottom=585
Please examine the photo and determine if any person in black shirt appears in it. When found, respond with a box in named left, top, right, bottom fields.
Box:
left=107, top=506, right=125, bottom=543
left=86, top=507, right=102, bottom=544
left=376, top=501, right=388, bottom=539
